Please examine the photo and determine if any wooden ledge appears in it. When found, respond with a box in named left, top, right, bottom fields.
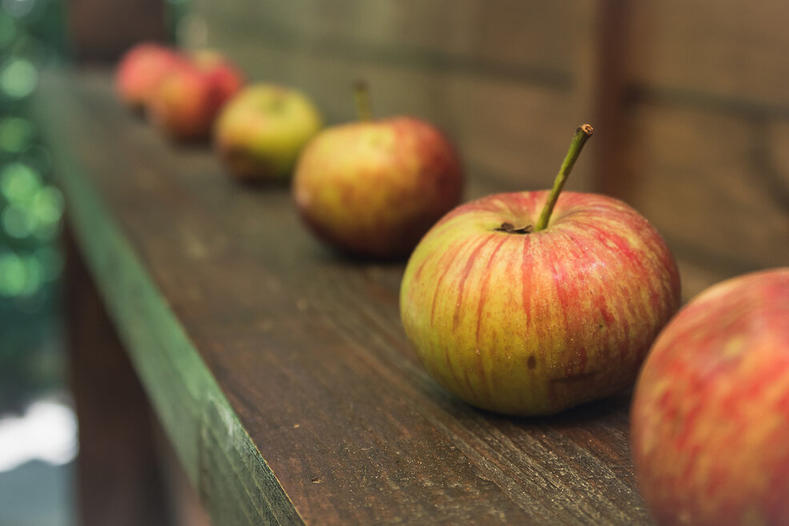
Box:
left=36, top=69, right=649, bottom=525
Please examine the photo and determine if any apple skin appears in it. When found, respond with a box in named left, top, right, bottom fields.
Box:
left=189, top=50, right=244, bottom=104
left=292, top=117, right=463, bottom=258
left=148, top=53, right=243, bottom=141
left=400, top=191, right=680, bottom=415
left=214, top=84, right=323, bottom=182
left=115, top=43, right=181, bottom=111
left=631, top=268, right=789, bottom=526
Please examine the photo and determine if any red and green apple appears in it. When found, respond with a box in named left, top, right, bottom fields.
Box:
left=148, top=50, right=243, bottom=141
left=292, top=82, right=463, bottom=258
left=189, top=50, right=244, bottom=106
left=400, top=125, right=681, bottom=415
left=214, top=83, right=322, bottom=182
left=631, top=267, right=789, bottom=526
left=115, top=43, right=180, bottom=111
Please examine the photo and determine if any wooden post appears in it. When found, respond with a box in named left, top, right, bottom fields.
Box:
left=589, top=0, right=636, bottom=200
left=64, top=225, right=174, bottom=526
left=66, top=0, right=168, bottom=62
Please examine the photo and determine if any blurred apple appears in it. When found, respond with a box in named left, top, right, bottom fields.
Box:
left=215, top=83, right=322, bottom=181
left=292, top=83, right=463, bottom=258
left=148, top=51, right=243, bottom=141
left=190, top=50, right=244, bottom=104
left=115, top=43, right=180, bottom=111
left=631, top=268, right=789, bottom=526
left=400, top=125, right=680, bottom=415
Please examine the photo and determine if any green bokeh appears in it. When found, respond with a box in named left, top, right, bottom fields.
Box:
left=1, top=162, right=41, bottom=202
left=0, top=58, right=38, bottom=99
left=0, top=117, right=35, bottom=153
left=0, top=12, right=16, bottom=47
left=0, top=251, right=28, bottom=296
left=0, top=0, right=67, bottom=412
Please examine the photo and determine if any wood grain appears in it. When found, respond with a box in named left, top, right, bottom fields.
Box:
left=626, top=104, right=789, bottom=297
left=189, top=0, right=577, bottom=83
left=629, top=0, right=789, bottom=111
left=38, top=70, right=652, bottom=524
left=39, top=74, right=302, bottom=525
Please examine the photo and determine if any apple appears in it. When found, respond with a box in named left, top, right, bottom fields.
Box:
left=399, top=125, right=681, bottom=415
left=189, top=50, right=244, bottom=104
left=115, top=43, right=181, bottom=111
left=631, top=268, right=789, bottom=526
left=215, top=83, right=322, bottom=182
left=292, top=83, right=463, bottom=258
left=148, top=51, right=243, bottom=141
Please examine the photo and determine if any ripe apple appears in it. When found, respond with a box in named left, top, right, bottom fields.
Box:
left=214, top=84, right=322, bottom=182
left=631, top=268, right=789, bottom=526
left=292, top=83, right=463, bottom=258
left=399, top=125, right=681, bottom=415
left=115, top=43, right=181, bottom=111
left=189, top=50, right=244, bottom=104
left=148, top=51, right=243, bottom=141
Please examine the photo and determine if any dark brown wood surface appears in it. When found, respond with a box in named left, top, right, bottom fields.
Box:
left=40, top=70, right=651, bottom=524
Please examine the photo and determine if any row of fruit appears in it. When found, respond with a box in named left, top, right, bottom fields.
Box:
left=114, top=42, right=789, bottom=526
left=115, top=43, right=462, bottom=259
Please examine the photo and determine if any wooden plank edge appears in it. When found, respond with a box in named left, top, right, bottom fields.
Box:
left=34, top=70, right=305, bottom=526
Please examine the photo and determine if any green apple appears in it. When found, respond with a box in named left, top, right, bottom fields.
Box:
left=214, top=84, right=323, bottom=182
left=400, top=125, right=681, bottom=415
left=632, top=268, right=789, bottom=526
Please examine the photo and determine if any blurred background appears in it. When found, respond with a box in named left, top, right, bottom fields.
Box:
left=173, top=0, right=789, bottom=300
left=0, top=1, right=184, bottom=524
left=2, top=1, right=788, bottom=525
left=0, top=1, right=71, bottom=525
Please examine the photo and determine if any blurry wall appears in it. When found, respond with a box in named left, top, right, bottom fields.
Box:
left=618, top=1, right=789, bottom=298
left=181, top=0, right=787, bottom=300
left=66, top=0, right=167, bottom=61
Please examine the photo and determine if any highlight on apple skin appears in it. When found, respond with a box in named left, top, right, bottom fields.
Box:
left=115, top=43, right=181, bottom=111
left=631, top=268, right=789, bottom=526
left=292, top=117, right=463, bottom=259
left=214, top=84, right=323, bottom=182
left=400, top=125, right=681, bottom=416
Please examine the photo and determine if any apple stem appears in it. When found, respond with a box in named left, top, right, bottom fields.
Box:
left=353, top=80, right=373, bottom=121
left=534, top=124, right=594, bottom=231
